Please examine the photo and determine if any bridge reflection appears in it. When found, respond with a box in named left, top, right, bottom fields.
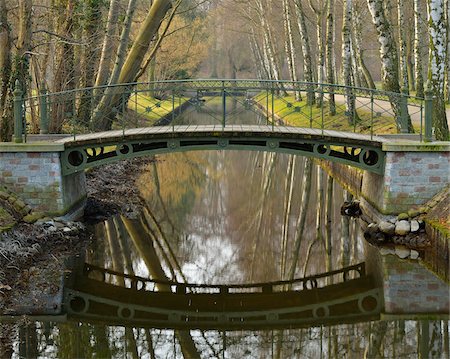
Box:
left=64, top=261, right=382, bottom=330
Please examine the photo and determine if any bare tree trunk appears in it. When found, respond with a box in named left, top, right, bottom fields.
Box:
left=294, top=0, right=315, bottom=105
left=353, top=2, right=376, bottom=89
left=414, top=0, right=425, bottom=97
left=309, top=0, right=326, bottom=106
left=428, top=0, right=449, bottom=140
left=367, top=0, right=413, bottom=132
left=51, top=0, right=76, bottom=133
left=342, top=0, right=358, bottom=125
left=398, top=0, right=410, bottom=92
left=92, top=0, right=137, bottom=129
left=92, top=0, right=172, bottom=130
left=95, top=0, right=120, bottom=90
left=0, top=0, right=11, bottom=141
left=78, top=0, right=102, bottom=125
left=326, top=0, right=336, bottom=115
left=256, top=0, right=282, bottom=83
left=283, top=0, right=301, bottom=100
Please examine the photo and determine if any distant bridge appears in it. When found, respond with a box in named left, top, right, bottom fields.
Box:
left=64, top=262, right=382, bottom=330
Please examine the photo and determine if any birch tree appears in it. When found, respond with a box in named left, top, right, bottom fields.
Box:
left=414, top=0, right=425, bottom=97
left=353, top=2, right=376, bottom=89
left=326, top=0, right=336, bottom=114
left=309, top=0, right=327, bottom=106
left=294, top=0, right=315, bottom=105
left=398, top=0, right=409, bottom=92
left=428, top=0, right=449, bottom=140
left=367, top=0, right=413, bottom=132
left=282, top=0, right=301, bottom=100
left=342, top=0, right=358, bottom=124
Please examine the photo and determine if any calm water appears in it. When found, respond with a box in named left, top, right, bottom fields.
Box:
left=6, top=97, right=450, bottom=358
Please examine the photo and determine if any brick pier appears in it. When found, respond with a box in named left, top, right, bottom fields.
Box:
left=362, top=142, right=449, bottom=214
left=0, top=143, right=86, bottom=215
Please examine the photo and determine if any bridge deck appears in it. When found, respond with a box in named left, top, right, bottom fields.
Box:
left=57, top=125, right=387, bottom=148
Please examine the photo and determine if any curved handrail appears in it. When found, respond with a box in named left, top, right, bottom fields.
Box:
left=83, top=262, right=366, bottom=293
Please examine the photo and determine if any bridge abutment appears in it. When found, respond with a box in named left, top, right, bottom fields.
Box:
left=0, top=144, right=86, bottom=217
left=362, top=143, right=449, bottom=214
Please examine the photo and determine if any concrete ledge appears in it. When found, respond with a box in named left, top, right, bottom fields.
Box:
left=382, top=141, right=450, bottom=152
left=0, top=142, right=65, bottom=152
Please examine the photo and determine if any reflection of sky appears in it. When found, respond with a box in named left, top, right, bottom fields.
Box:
left=181, top=234, right=242, bottom=285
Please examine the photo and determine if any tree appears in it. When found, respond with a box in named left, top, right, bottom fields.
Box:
left=414, top=0, right=425, bottom=97
left=367, top=0, right=413, bottom=132
left=92, top=0, right=173, bottom=129
left=428, top=0, right=449, bottom=140
left=294, top=0, right=315, bottom=105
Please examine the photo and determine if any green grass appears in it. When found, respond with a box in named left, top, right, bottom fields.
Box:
left=127, top=94, right=188, bottom=125
left=254, top=93, right=398, bottom=135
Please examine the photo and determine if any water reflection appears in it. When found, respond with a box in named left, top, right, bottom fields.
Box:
left=4, top=99, right=449, bottom=358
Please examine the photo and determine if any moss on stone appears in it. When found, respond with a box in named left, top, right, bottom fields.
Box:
left=22, top=212, right=46, bottom=224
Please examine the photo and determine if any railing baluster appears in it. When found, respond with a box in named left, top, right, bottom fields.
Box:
left=370, top=91, right=374, bottom=140
left=271, top=84, right=275, bottom=131
left=222, top=80, right=226, bottom=129
left=39, top=82, right=49, bottom=135
left=424, top=81, right=433, bottom=142
left=320, top=84, right=324, bottom=135
left=13, top=80, right=23, bottom=143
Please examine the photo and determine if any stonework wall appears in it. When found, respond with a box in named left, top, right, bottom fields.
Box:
left=0, top=151, right=86, bottom=214
left=362, top=151, right=449, bottom=214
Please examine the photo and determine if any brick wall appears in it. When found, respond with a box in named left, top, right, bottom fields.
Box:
left=366, top=243, right=449, bottom=314
left=0, top=151, right=86, bottom=214
left=362, top=151, right=449, bottom=214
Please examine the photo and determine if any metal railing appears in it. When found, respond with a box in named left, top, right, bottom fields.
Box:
left=83, top=262, right=366, bottom=294
left=12, top=79, right=434, bottom=143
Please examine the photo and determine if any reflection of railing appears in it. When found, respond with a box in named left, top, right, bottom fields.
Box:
left=13, top=79, right=434, bottom=144
left=64, top=262, right=382, bottom=330
left=83, top=262, right=366, bottom=294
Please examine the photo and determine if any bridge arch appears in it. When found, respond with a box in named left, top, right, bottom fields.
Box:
left=59, top=125, right=385, bottom=175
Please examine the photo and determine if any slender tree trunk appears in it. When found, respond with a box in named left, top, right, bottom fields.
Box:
left=326, top=0, right=336, bottom=114
left=92, top=0, right=137, bottom=129
left=283, top=0, right=301, bottom=100
left=0, top=0, right=11, bottom=141
left=78, top=0, right=102, bottom=125
left=51, top=0, right=76, bottom=133
left=414, top=0, right=425, bottom=97
left=353, top=3, right=376, bottom=89
left=294, top=0, right=315, bottom=105
left=398, top=0, right=410, bottom=92
left=367, top=0, right=413, bottom=132
left=428, top=0, right=449, bottom=140
left=95, top=0, right=120, bottom=90
left=342, top=0, right=357, bottom=124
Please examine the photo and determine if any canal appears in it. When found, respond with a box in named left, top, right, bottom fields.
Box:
left=4, top=97, right=450, bottom=358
